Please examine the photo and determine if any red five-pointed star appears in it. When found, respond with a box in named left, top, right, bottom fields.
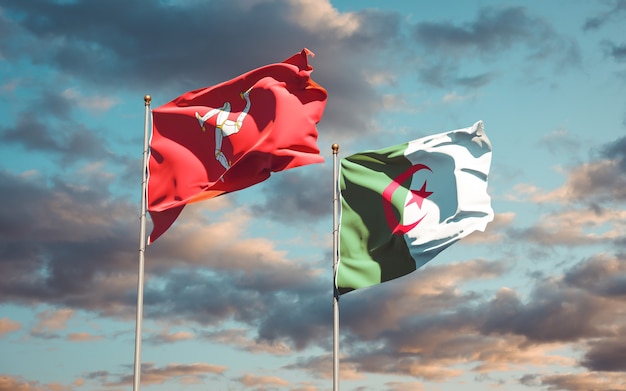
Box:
left=382, top=163, right=432, bottom=235
left=406, top=181, right=433, bottom=209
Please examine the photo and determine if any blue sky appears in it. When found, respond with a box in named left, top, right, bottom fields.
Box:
left=1, top=1, right=626, bottom=390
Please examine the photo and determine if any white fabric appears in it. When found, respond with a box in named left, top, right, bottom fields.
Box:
left=402, top=120, right=493, bottom=262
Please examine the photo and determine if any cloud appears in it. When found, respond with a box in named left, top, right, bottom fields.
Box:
left=286, top=0, right=360, bottom=37
left=516, top=160, right=626, bottom=205
left=541, top=372, right=626, bottom=391
left=463, top=212, right=514, bottom=244
left=410, top=6, right=580, bottom=88
left=0, top=110, right=113, bottom=165
left=33, top=308, right=74, bottom=333
left=0, top=167, right=335, bottom=351
left=0, top=375, right=71, bottom=391
left=0, top=0, right=397, bottom=138
left=236, top=373, right=289, bottom=387
left=601, top=134, right=626, bottom=170
left=146, top=329, right=195, bottom=345
left=478, top=285, right=604, bottom=343
left=538, top=128, right=581, bottom=155
left=0, top=317, right=21, bottom=336
left=508, top=134, right=626, bottom=244
left=252, top=168, right=332, bottom=223
left=92, top=362, right=227, bottom=387
left=385, top=382, right=426, bottom=391
left=66, top=332, right=103, bottom=342
left=564, top=254, right=626, bottom=298
left=510, top=206, right=626, bottom=246
left=199, top=328, right=291, bottom=355
left=413, top=7, right=538, bottom=54
left=0, top=169, right=141, bottom=311
left=338, top=260, right=505, bottom=338
left=455, top=72, right=495, bottom=88
left=603, top=41, right=626, bottom=62
left=283, top=254, right=626, bottom=383
left=583, top=0, right=626, bottom=30
left=147, top=205, right=326, bottom=288
left=284, top=353, right=365, bottom=381
left=140, top=363, right=226, bottom=385
left=581, top=339, right=626, bottom=371
left=441, top=91, right=473, bottom=103
left=3, top=0, right=483, bottom=142
left=60, top=88, right=118, bottom=114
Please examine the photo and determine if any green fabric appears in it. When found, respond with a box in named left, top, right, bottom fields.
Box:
left=337, top=143, right=415, bottom=294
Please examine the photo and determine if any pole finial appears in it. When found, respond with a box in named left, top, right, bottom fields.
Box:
left=332, top=144, right=339, bottom=154
left=144, top=95, right=151, bottom=105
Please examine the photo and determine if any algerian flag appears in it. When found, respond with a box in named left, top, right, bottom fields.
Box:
left=336, top=120, right=493, bottom=294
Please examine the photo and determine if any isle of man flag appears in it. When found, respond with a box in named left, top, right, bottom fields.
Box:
left=336, top=121, right=493, bottom=294
left=147, top=49, right=327, bottom=244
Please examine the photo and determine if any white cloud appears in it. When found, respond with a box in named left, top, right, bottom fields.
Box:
left=287, top=0, right=360, bottom=37
left=61, top=88, right=118, bottom=114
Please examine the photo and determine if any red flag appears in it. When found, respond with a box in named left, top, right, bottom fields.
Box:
left=147, top=49, right=327, bottom=243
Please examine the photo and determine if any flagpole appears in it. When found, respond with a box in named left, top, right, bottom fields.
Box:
left=133, top=94, right=151, bottom=391
left=332, top=143, right=340, bottom=391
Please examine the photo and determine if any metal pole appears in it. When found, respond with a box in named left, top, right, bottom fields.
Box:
left=133, top=95, right=151, bottom=391
left=332, top=143, right=340, bottom=391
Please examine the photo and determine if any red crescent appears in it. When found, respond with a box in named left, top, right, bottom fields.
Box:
left=382, top=164, right=432, bottom=235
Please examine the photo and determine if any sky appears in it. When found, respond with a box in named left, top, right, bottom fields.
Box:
left=1, top=0, right=626, bottom=390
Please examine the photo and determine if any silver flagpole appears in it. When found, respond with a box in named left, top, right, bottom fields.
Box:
left=133, top=95, right=151, bottom=391
left=332, top=143, right=340, bottom=391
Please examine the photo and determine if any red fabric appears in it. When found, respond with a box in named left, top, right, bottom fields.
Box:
left=147, top=49, right=327, bottom=244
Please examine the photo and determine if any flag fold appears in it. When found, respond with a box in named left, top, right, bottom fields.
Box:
left=147, top=49, right=328, bottom=243
left=336, top=121, right=493, bottom=294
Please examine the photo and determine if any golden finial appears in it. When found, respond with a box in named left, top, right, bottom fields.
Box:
left=332, top=144, right=339, bottom=154
left=144, top=95, right=151, bottom=105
